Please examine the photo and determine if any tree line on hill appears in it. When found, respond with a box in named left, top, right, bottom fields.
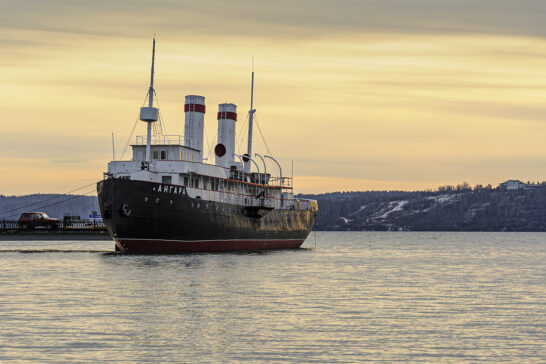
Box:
left=299, top=182, right=546, bottom=231
left=0, top=194, right=99, bottom=221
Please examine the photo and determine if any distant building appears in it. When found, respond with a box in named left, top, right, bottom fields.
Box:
left=499, top=180, right=527, bottom=191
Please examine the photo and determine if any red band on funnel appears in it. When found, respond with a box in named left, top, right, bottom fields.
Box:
left=185, top=104, right=206, bottom=113
left=217, top=111, right=237, bottom=121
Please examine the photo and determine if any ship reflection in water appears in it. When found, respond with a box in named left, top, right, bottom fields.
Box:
left=0, top=232, right=544, bottom=362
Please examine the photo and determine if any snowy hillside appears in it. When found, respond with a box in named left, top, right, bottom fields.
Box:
left=300, top=184, right=546, bottom=231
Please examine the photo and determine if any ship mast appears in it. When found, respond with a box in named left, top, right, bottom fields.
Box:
left=139, top=37, right=159, bottom=165
left=148, top=37, right=156, bottom=109
left=244, top=69, right=256, bottom=173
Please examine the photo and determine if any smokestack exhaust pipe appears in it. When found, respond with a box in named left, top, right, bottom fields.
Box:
left=215, top=103, right=237, bottom=168
left=184, top=95, right=206, bottom=162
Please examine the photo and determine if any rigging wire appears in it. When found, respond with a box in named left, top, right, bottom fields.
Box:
left=206, top=128, right=218, bottom=162
left=236, top=114, right=249, bottom=154
left=32, top=189, right=97, bottom=213
left=6, top=190, right=99, bottom=221
left=120, top=118, right=140, bottom=161
left=203, top=121, right=211, bottom=161
left=152, top=89, right=166, bottom=136
left=0, top=184, right=97, bottom=220
left=253, top=114, right=272, bottom=156
left=152, top=114, right=160, bottom=136
left=120, top=91, right=150, bottom=160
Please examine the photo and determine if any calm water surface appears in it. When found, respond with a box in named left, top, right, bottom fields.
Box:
left=0, top=232, right=544, bottom=362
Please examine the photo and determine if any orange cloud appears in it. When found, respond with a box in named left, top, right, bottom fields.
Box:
left=1, top=6, right=546, bottom=195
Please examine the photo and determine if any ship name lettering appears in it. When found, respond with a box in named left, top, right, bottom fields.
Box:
left=156, top=184, right=184, bottom=195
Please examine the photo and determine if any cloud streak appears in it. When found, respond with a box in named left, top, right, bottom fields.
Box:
left=2, top=1, right=546, bottom=194
left=3, top=0, right=546, bottom=41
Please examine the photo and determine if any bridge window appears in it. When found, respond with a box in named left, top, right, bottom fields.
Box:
left=152, top=150, right=167, bottom=160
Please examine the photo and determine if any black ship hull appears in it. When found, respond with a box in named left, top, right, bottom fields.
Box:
left=97, top=178, right=317, bottom=253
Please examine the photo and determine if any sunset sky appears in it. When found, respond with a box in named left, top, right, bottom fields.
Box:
left=2, top=0, right=546, bottom=195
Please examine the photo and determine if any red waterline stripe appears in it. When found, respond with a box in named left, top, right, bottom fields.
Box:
left=115, top=238, right=305, bottom=253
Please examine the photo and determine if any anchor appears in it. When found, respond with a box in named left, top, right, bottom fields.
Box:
left=120, top=204, right=132, bottom=217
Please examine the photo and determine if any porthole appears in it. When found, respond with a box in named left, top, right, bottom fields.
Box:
left=155, top=198, right=160, bottom=203
left=144, top=197, right=148, bottom=202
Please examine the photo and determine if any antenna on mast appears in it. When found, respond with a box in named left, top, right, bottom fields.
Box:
left=139, top=36, right=160, bottom=166
left=244, top=58, right=256, bottom=174
left=148, top=35, right=156, bottom=108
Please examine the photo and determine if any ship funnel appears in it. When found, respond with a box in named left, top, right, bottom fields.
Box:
left=215, top=103, right=237, bottom=168
left=184, top=95, right=206, bottom=162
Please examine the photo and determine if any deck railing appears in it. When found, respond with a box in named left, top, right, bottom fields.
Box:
left=268, top=176, right=293, bottom=189
left=135, top=135, right=183, bottom=145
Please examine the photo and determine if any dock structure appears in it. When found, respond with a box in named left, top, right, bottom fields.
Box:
left=0, top=230, right=110, bottom=241
left=1, top=219, right=106, bottom=232
left=0, top=219, right=109, bottom=240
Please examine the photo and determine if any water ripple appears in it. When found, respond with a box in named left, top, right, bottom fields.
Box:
left=0, top=232, right=544, bottom=363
